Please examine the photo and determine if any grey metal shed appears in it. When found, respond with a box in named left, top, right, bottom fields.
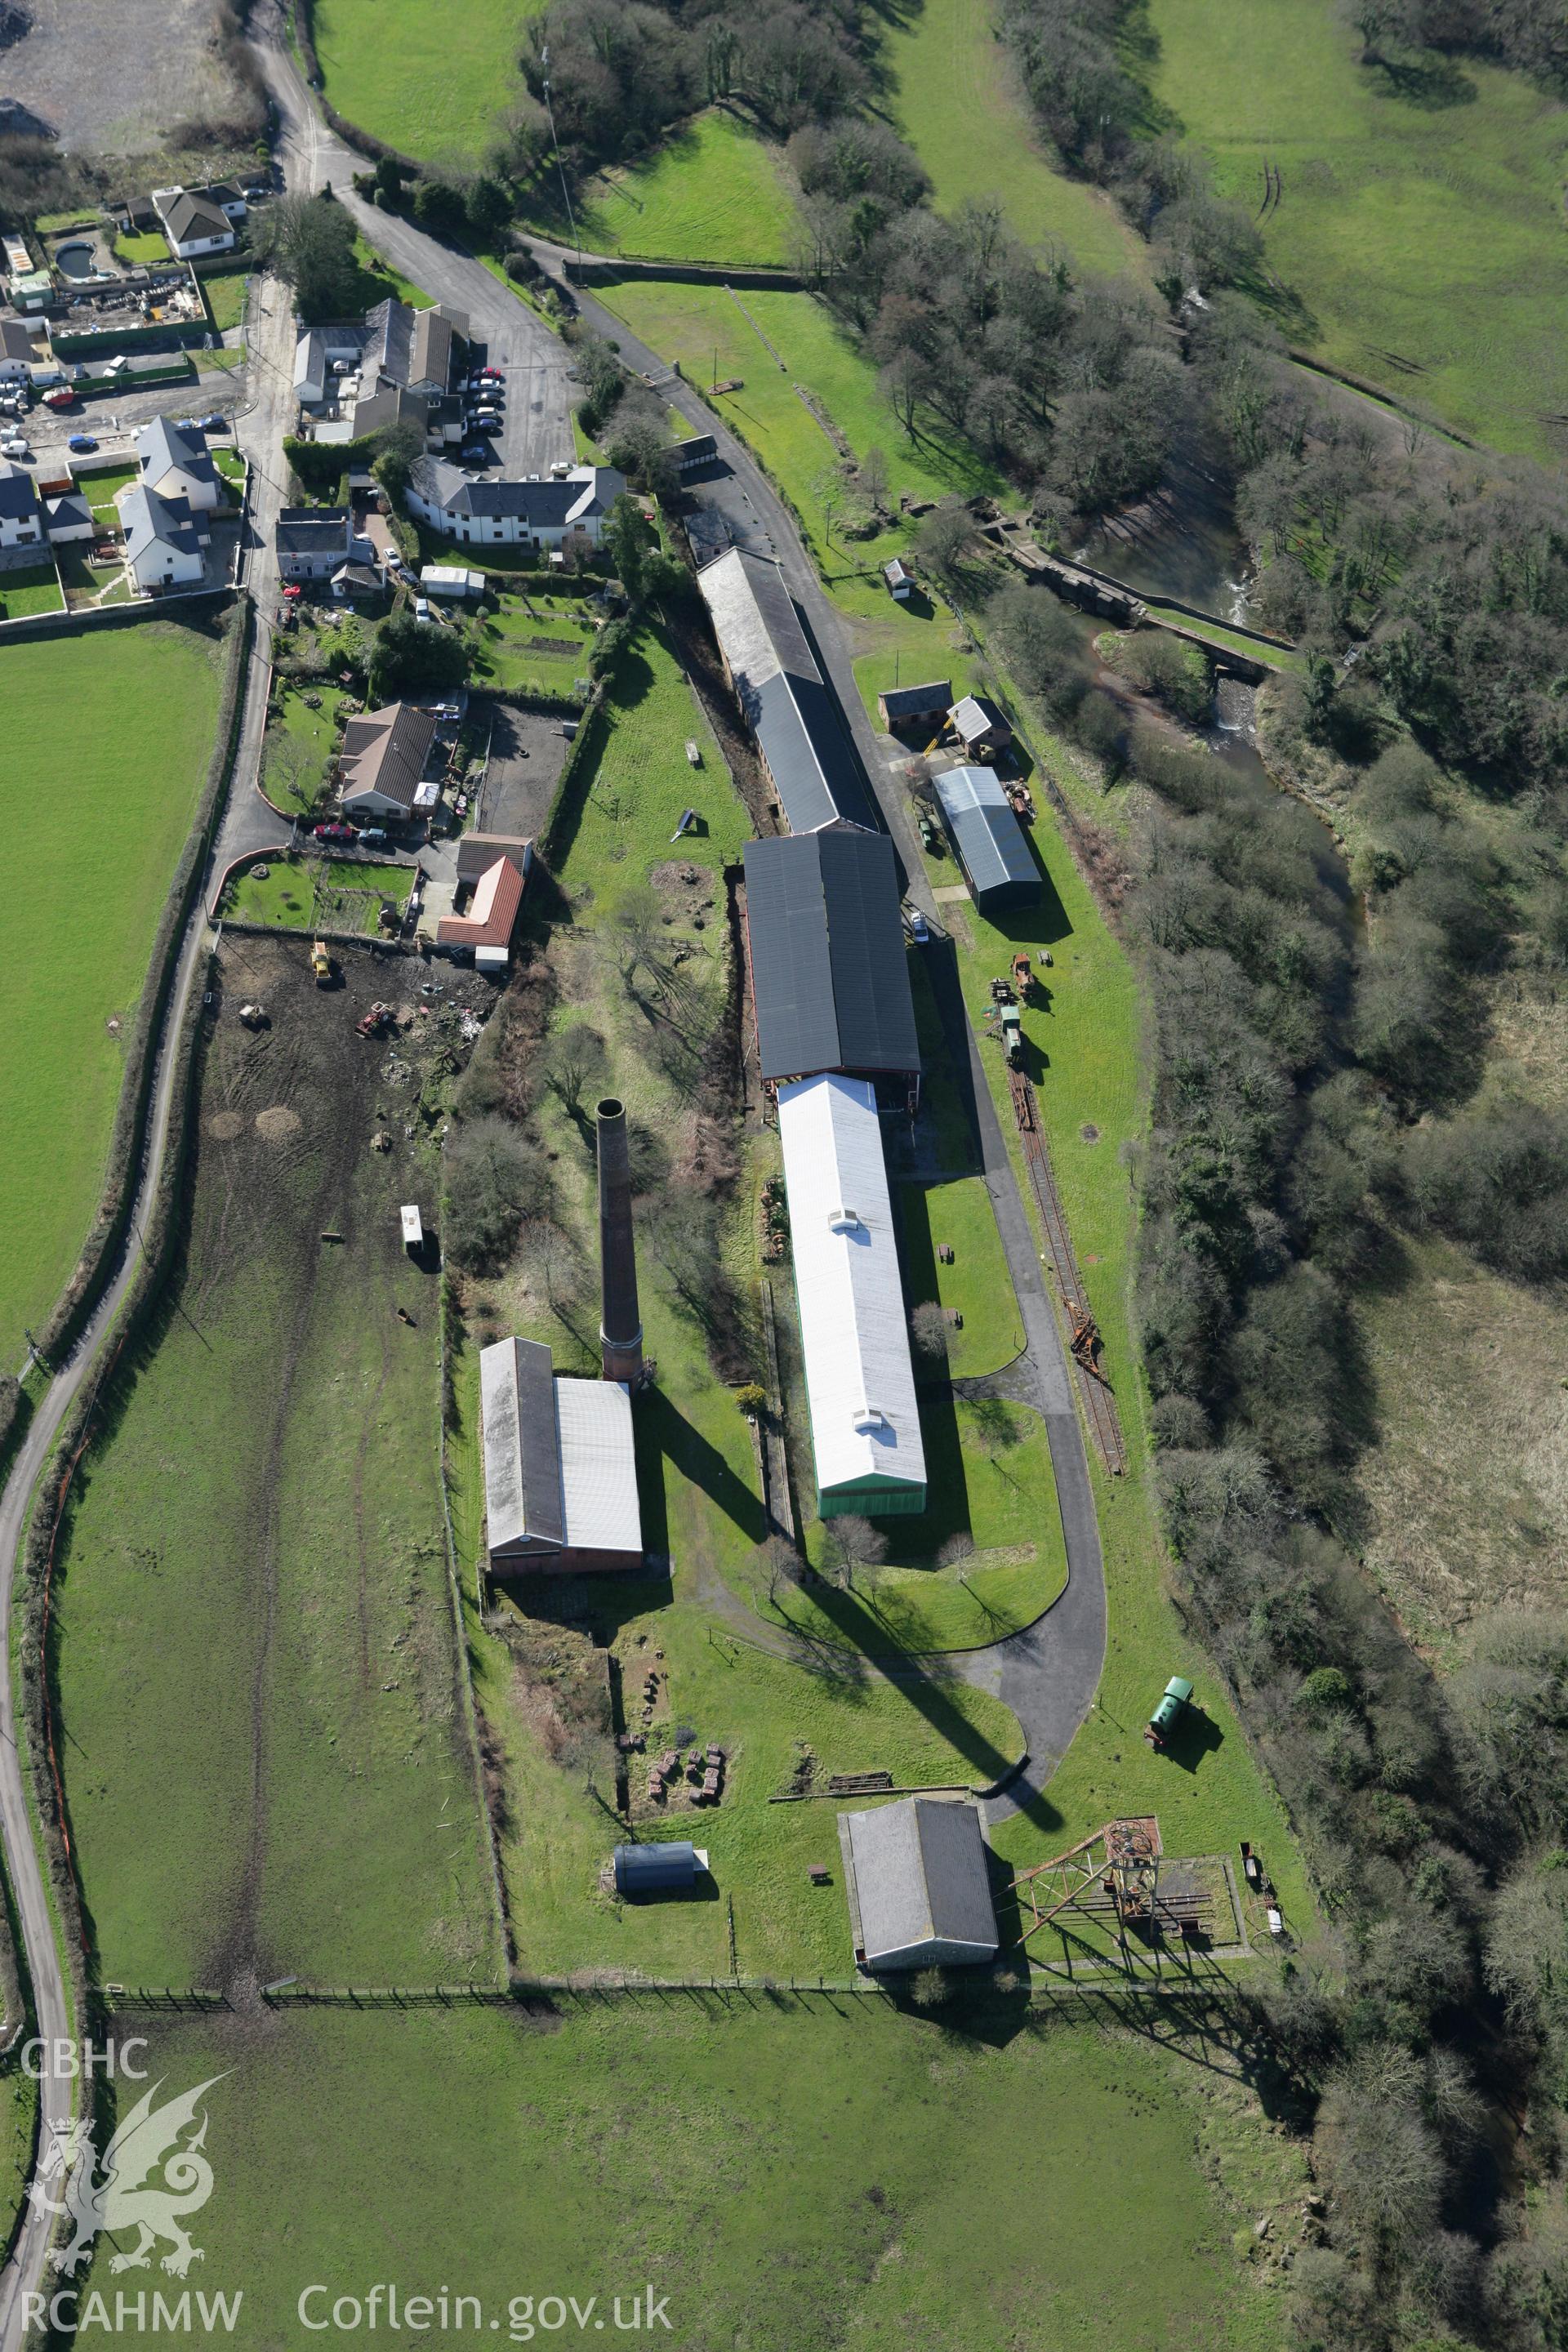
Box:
left=932, top=766, right=1040, bottom=911
left=612, top=1842, right=709, bottom=1897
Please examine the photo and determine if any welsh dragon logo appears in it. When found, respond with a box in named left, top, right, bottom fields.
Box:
left=29, top=2076, right=226, bottom=2278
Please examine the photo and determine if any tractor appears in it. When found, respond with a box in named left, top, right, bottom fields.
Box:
left=311, top=940, right=332, bottom=986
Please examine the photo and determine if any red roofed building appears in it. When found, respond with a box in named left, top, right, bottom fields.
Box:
left=436, top=851, right=528, bottom=973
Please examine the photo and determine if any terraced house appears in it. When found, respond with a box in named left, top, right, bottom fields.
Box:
left=405, top=459, right=624, bottom=553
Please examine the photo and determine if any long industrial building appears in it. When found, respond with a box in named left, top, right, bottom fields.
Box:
left=742, top=831, right=920, bottom=1107
left=932, top=766, right=1040, bottom=911
left=776, top=1074, right=926, bottom=1519
left=697, top=547, right=878, bottom=835
left=479, top=1337, right=643, bottom=1578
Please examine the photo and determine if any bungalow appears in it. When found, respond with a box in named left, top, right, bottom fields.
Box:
left=0, top=319, right=33, bottom=381
left=336, top=701, right=439, bottom=819
left=155, top=189, right=235, bottom=261
left=119, top=483, right=208, bottom=590
left=406, top=457, right=625, bottom=553
left=0, top=459, right=42, bottom=549
left=947, top=692, right=1013, bottom=761
left=876, top=679, right=951, bottom=736
left=44, top=490, right=95, bottom=543
left=436, top=849, right=529, bottom=973
left=133, top=416, right=221, bottom=513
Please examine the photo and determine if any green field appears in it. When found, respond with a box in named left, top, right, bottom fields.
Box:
left=314, top=0, right=542, bottom=163
left=1146, top=0, right=1568, bottom=455
left=52, top=932, right=501, bottom=1988
left=0, top=561, right=64, bottom=617
left=526, top=108, right=796, bottom=267
left=885, top=0, right=1150, bottom=278
left=0, top=623, right=222, bottom=1366
left=898, top=1174, right=1022, bottom=1377
left=596, top=283, right=1003, bottom=568
left=75, top=2003, right=1302, bottom=2350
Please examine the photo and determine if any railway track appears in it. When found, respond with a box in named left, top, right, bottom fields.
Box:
left=1009, top=1069, right=1127, bottom=1477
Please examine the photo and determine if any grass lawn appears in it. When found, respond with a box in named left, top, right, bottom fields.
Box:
left=523, top=108, right=796, bottom=269
left=220, top=853, right=415, bottom=929
left=114, top=228, right=170, bottom=265
left=259, top=679, right=350, bottom=813
left=1145, top=0, right=1568, bottom=457
left=74, top=461, right=136, bottom=528
left=0, top=561, right=64, bottom=617
left=547, top=623, right=746, bottom=872
left=898, top=1174, right=1022, bottom=1378
left=596, top=282, right=1004, bottom=568
left=349, top=232, right=432, bottom=312
left=314, top=0, right=542, bottom=163
left=203, top=268, right=247, bottom=333
left=469, top=588, right=597, bottom=697
left=212, top=444, right=245, bottom=487
left=74, top=2003, right=1303, bottom=2350
left=0, top=621, right=222, bottom=1366
left=52, top=933, right=501, bottom=1988
left=835, top=567, right=983, bottom=729
left=884, top=0, right=1151, bottom=281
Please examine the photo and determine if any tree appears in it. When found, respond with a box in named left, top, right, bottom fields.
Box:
left=265, top=731, right=322, bottom=817
left=604, top=411, right=676, bottom=502
left=250, top=192, right=360, bottom=324
left=370, top=156, right=407, bottom=208
left=910, top=1300, right=949, bottom=1362
left=370, top=610, right=469, bottom=700
left=913, top=497, right=974, bottom=585
left=412, top=178, right=469, bottom=241
left=371, top=419, right=425, bottom=502
left=859, top=445, right=889, bottom=511
left=819, top=1513, right=887, bottom=1591
left=758, top=1536, right=803, bottom=1615
left=603, top=492, right=655, bottom=601
left=445, top=1119, right=553, bottom=1272
left=538, top=1021, right=608, bottom=1118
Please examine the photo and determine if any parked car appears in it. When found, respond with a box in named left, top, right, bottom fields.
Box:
left=413, top=597, right=431, bottom=621
left=67, top=433, right=97, bottom=452
left=313, top=822, right=355, bottom=843
left=469, top=408, right=501, bottom=426
left=480, top=366, right=504, bottom=381
left=358, top=826, right=389, bottom=846
left=459, top=445, right=490, bottom=466
left=1, top=437, right=29, bottom=458
left=905, top=906, right=930, bottom=945
left=176, top=415, right=203, bottom=430
left=198, top=412, right=227, bottom=433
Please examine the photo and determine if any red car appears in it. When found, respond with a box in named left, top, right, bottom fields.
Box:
left=313, top=822, right=355, bottom=843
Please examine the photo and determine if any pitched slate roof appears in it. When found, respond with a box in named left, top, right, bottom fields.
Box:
left=742, top=831, right=919, bottom=1085
left=134, top=414, right=219, bottom=497
left=121, top=483, right=203, bottom=564
left=697, top=547, right=877, bottom=835
left=275, top=505, right=351, bottom=556
left=338, top=702, right=437, bottom=810
left=45, top=491, right=92, bottom=532
left=0, top=318, right=33, bottom=363
left=163, top=191, right=231, bottom=245
left=879, top=679, right=951, bottom=721
left=0, top=457, right=40, bottom=522
left=410, top=455, right=625, bottom=528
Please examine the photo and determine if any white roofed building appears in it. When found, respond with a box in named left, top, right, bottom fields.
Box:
left=776, top=1073, right=925, bottom=1518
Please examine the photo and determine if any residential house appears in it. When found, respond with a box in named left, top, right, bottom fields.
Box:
left=696, top=546, right=878, bottom=835
left=119, top=483, right=208, bottom=590
left=44, top=491, right=95, bottom=542
left=133, top=416, right=221, bottom=512
left=203, top=184, right=249, bottom=221
left=405, top=458, right=625, bottom=555
left=336, top=701, right=438, bottom=819
left=361, top=299, right=461, bottom=399
left=436, top=849, right=529, bottom=973
left=276, top=506, right=356, bottom=583
left=155, top=190, right=236, bottom=260
left=0, top=319, right=33, bottom=381
left=293, top=329, right=330, bottom=406
left=0, top=459, right=43, bottom=549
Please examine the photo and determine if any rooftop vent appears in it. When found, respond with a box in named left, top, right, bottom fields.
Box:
left=853, top=1404, right=888, bottom=1432
left=828, top=1205, right=861, bottom=1232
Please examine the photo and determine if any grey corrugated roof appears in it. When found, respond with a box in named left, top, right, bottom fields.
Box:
left=950, top=692, right=1009, bottom=744
left=744, top=831, right=919, bottom=1084
left=614, top=1842, right=699, bottom=1894
left=698, top=548, right=878, bottom=835
left=479, top=1336, right=565, bottom=1553
left=842, top=1798, right=998, bottom=1966
left=933, top=766, right=1040, bottom=908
